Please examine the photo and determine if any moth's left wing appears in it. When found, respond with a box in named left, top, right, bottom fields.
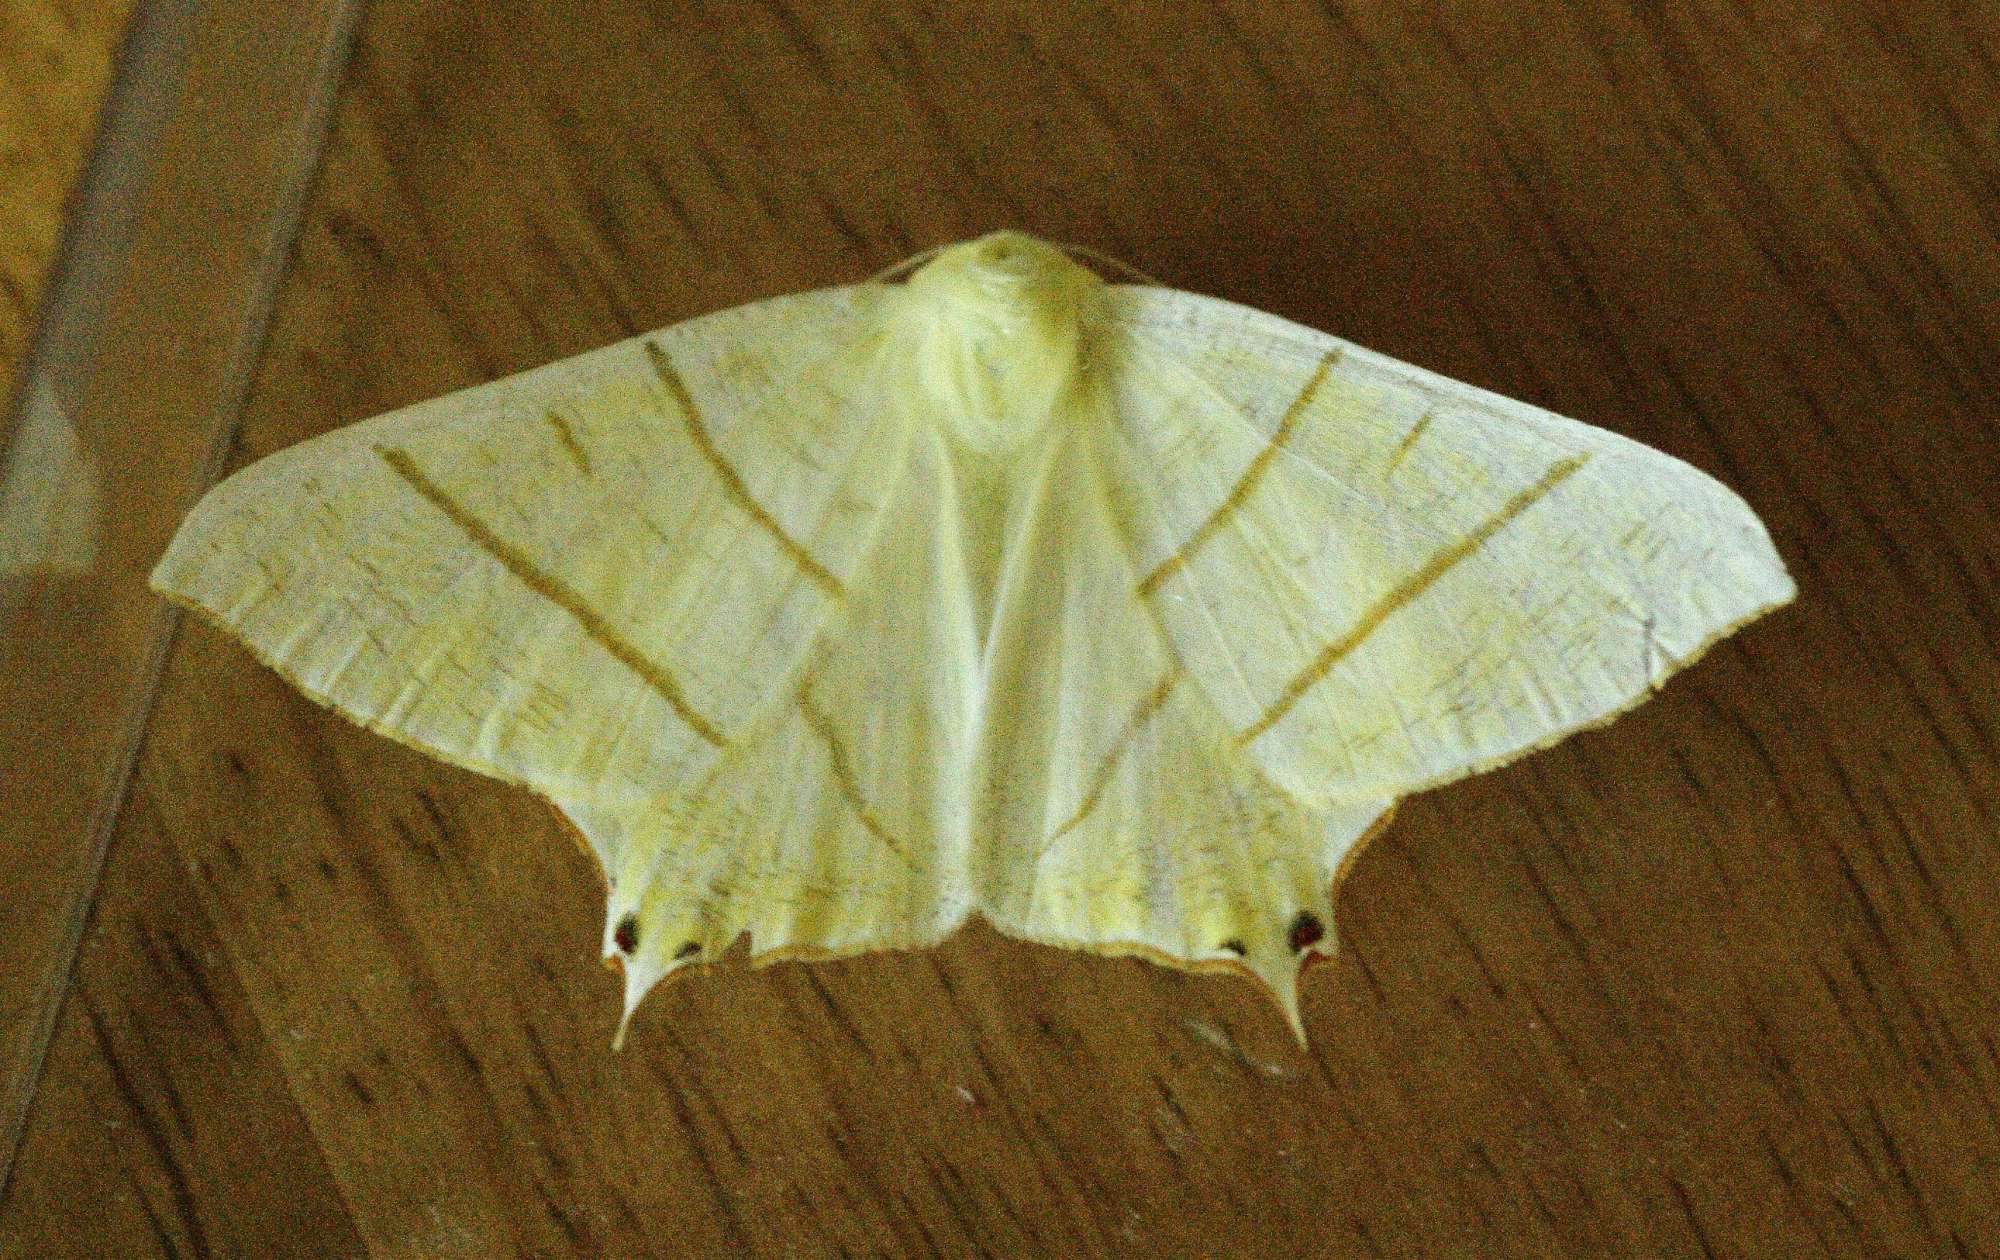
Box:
left=1093, top=285, right=1795, bottom=806
left=553, top=425, right=983, bottom=1043
left=153, top=286, right=909, bottom=809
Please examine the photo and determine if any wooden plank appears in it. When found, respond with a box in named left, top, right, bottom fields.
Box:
left=0, top=0, right=138, bottom=403
left=0, top=0, right=365, bottom=1190
left=0, top=780, right=366, bottom=1258
left=8, top=0, right=2000, bottom=1253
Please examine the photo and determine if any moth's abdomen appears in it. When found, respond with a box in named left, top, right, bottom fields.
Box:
left=894, top=231, right=1103, bottom=454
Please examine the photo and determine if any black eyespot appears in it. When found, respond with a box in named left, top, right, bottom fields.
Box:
left=1219, top=939, right=1247, bottom=957
left=1287, top=911, right=1325, bottom=954
left=613, top=914, right=640, bottom=954
left=674, top=941, right=701, bottom=960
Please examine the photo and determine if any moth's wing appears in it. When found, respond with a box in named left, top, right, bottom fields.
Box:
left=974, top=427, right=1395, bottom=1035
left=553, top=426, right=981, bottom=1043
left=153, top=285, right=910, bottom=808
left=1095, top=286, right=1795, bottom=805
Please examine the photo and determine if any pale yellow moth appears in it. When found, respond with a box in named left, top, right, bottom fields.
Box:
left=153, top=231, right=1795, bottom=1045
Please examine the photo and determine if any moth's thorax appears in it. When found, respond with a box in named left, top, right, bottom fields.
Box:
left=892, top=231, right=1103, bottom=454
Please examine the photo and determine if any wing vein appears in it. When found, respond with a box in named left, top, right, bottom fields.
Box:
left=1037, top=669, right=1183, bottom=857
left=645, top=341, right=845, bottom=598
left=545, top=410, right=593, bottom=475
left=1381, top=405, right=1435, bottom=479
left=1136, top=349, right=1342, bottom=598
left=376, top=443, right=729, bottom=748
left=798, top=692, right=917, bottom=870
left=1239, top=454, right=1591, bottom=747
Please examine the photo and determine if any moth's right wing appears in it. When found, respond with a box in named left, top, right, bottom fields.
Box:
left=153, top=285, right=911, bottom=807
left=1092, top=285, right=1795, bottom=807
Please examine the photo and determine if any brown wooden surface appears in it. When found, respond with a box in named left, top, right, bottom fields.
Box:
left=0, top=0, right=136, bottom=402
left=4, top=0, right=1999, bottom=1255
left=0, top=0, right=363, bottom=1189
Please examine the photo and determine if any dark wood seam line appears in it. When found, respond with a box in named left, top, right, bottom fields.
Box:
left=0, top=0, right=369, bottom=1202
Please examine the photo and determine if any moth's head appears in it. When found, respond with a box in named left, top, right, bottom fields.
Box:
left=895, top=231, right=1104, bottom=452
left=904, top=231, right=1101, bottom=318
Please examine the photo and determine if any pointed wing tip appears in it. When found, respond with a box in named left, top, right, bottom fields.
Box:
left=1769, top=564, right=1802, bottom=609
left=1233, top=945, right=1325, bottom=1051
left=613, top=962, right=657, bottom=1051
left=1276, top=987, right=1310, bottom=1050
left=147, top=529, right=201, bottom=599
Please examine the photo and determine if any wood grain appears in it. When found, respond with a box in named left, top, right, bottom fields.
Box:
left=0, top=0, right=363, bottom=1197
left=0, top=0, right=137, bottom=402
left=5, top=0, right=1999, bottom=1254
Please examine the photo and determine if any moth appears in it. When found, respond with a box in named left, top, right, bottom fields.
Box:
left=154, top=231, right=1794, bottom=1044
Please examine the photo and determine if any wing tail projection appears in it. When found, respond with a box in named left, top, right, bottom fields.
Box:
left=555, top=427, right=982, bottom=1039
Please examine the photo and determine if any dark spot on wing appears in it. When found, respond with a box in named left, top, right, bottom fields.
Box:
left=674, top=941, right=702, bottom=960
left=614, top=914, right=640, bottom=954
left=1288, top=911, right=1325, bottom=953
